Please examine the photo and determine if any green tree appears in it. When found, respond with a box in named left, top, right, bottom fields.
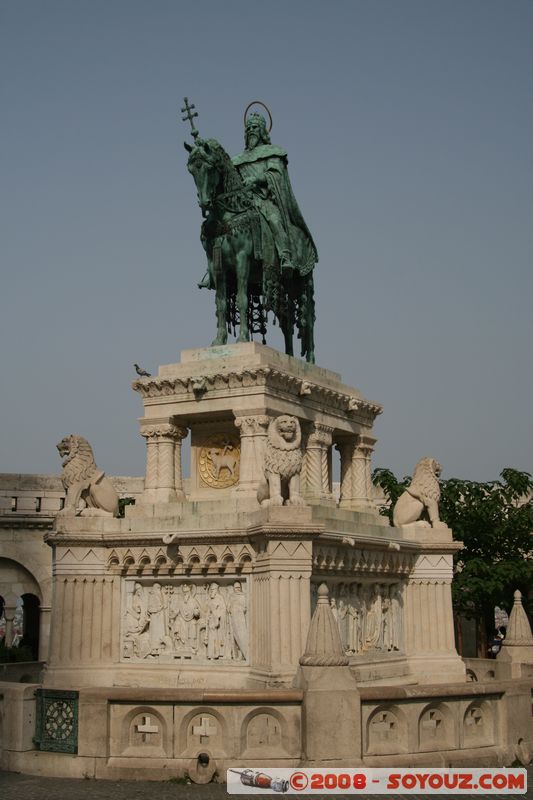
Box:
left=372, top=466, right=533, bottom=653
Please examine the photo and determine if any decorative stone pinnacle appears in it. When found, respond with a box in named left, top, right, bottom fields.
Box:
left=502, top=589, right=533, bottom=647
left=299, top=582, right=349, bottom=667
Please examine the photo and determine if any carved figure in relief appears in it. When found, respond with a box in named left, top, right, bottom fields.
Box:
left=124, top=582, right=148, bottom=656
left=206, top=444, right=239, bottom=480
left=206, top=583, right=229, bottom=660
left=363, top=585, right=383, bottom=651
left=170, top=584, right=201, bottom=655
left=381, top=587, right=392, bottom=651
left=393, top=457, right=447, bottom=528
left=146, top=583, right=171, bottom=656
left=319, top=581, right=403, bottom=657
left=348, top=584, right=365, bottom=654
left=121, top=581, right=249, bottom=664
left=257, top=416, right=304, bottom=507
left=56, top=435, right=119, bottom=516
left=389, top=584, right=403, bottom=651
left=337, top=597, right=350, bottom=652
left=228, top=581, right=248, bottom=660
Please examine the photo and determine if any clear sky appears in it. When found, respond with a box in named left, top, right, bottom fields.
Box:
left=1, top=0, right=532, bottom=482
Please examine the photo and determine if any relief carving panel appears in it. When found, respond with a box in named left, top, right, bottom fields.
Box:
left=313, top=581, right=404, bottom=656
left=122, top=579, right=248, bottom=664
left=198, top=434, right=240, bottom=488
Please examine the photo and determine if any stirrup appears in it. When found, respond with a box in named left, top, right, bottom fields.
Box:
left=198, top=273, right=213, bottom=289
left=280, top=252, right=294, bottom=271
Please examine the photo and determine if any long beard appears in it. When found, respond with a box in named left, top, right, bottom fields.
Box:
left=246, top=133, right=259, bottom=149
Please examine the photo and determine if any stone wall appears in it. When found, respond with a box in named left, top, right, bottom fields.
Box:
left=0, top=473, right=144, bottom=661
left=1, top=678, right=531, bottom=778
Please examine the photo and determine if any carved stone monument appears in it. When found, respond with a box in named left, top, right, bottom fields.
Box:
left=2, top=103, right=530, bottom=782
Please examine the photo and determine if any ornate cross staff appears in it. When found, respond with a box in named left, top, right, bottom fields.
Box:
left=181, top=96, right=200, bottom=141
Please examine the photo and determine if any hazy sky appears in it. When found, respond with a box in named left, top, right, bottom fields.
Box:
left=1, top=0, right=532, bottom=482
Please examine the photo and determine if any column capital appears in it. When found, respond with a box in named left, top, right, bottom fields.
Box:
left=355, top=433, right=376, bottom=454
left=308, top=422, right=334, bottom=447
left=234, top=415, right=270, bottom=436
left=335, top=438, right=356, bottom=456
left=140, top=422, right=188, bottom=441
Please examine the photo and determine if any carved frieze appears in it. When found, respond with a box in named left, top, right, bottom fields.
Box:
left=313, top=544, right=415, bottom=576
left=132, top=368, right=382, bottom=424
left=122, top=579, right=248, bottom=664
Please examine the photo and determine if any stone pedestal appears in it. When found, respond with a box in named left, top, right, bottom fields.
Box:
left=44, top=345, right=463, bottom=695
left=400, top=525, right=466, bottom=684
left=132, top=343, right=382, bottom=505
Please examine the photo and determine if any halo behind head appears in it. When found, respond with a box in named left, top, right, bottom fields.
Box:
left=244, top=100, right=273, bottom=132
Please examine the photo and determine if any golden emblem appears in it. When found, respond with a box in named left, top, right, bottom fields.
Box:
left=198, top=434, right=240, bottom=489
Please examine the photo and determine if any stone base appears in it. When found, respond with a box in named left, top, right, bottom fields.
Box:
left=296, top=665, right=362, bottom=764
left=404, top=652, right=467, bottom=684
left=2, top=678, right=532, bottom=778
left=497, top=645, right=533, bottom=678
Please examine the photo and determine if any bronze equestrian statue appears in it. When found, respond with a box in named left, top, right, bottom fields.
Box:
left=182, top=99, right=318, bottom=363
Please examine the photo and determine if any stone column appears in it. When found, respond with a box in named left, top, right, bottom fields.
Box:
left=234, top=415, right=270, bottom=495
left=336, top=438, right=356, bottom=508
left=305, top=422, right=334, bottom=502
left=141, top=427, right=159, bottom=501
left=38, top=605, right=52, bottom=661
left=3, top=605, right=16, bottom=647
left=140, top=422, right=187, bottom=503
left=173, top=427, right=188, bottom=497
left=351, top=435, right=375, bottom=509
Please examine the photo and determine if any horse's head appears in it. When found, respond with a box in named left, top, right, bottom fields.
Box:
left=185, top=138, right=225, bottom=215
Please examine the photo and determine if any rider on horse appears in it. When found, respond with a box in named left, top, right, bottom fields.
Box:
left=184, top=100, right=317, bottom=362
left=199, top=112, right=318, bottom=288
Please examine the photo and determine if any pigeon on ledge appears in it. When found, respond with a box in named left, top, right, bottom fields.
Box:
left=134, top=363, right=151, bottom=377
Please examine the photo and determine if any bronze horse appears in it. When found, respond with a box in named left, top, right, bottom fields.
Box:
left=185, top=138, right=315, bottom=362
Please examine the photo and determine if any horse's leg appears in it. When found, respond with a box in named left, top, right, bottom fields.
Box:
left=235, top=238, right=251, bottom=343
left=282, top=318, right=294, bottom=356
left=305, top=275, right=316, bottom=364
left=211, top=248, right=228, bottom=346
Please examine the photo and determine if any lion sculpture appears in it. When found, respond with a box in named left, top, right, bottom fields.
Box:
left=257, top=416, right=305, bottom=507
left=57, top=435, right=119, bottom=517
left=392, top=457, right=447, bottom=528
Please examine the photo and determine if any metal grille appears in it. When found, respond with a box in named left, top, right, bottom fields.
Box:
left=34, top=689, right=78, bottom=753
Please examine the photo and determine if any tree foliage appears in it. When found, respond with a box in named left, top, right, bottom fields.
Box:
left=372, top=466, right=533, bottom=626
